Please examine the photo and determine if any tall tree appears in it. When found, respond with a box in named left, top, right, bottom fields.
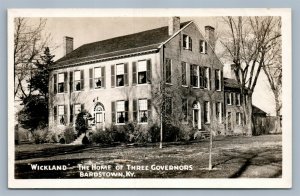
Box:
left=18, top=47, right=54, bottom=132
left=14, top=18, right=50, bottom=100
left=220, top=16, right=281, bottom=135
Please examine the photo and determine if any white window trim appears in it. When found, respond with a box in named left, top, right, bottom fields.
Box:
left=115, top=63, right=125, bottom=88
left=216, top=69, right=222, bottom=91
left=228, top=92, right=232, bottom=105
left=236, top=93, right=241, bottom=106
left=57, top=73, right=65, bottom=94
left=136, top=60, right=149, bottom=86
left=73, top=70, right=82, bottom=92
left=200, top=40, right=207, bottom=54
left=137, top=99, right=148, bottom=124
left=192, top=102, right=201, bottom=129
left=57, top=105, right=66, bottom=126
left=115, top=100, right=126, bottom=125
left=181, top=62, right=188, bottom=87
left=216, top=102, right=222, bottom=124
left=192, top=64, right=200, bottom=88
left=204, top=67, right=210, bottom=90
left=94, top=67, right=103, bottom=90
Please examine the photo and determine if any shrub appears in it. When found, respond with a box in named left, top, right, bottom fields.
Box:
left=148, top=124, right=160, bottom=143
left=75, top=110, right=91, bottom=136
left=45, top=131, right=58, bottom=143
left=82, top=135, right=90, bottom=145
left=91, top=129, right=113, bottom=144
left=32, top=127, right=48, bottom=144
left=63, top=126, right=76, bottom=144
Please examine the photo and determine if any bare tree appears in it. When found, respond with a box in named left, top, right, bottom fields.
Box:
left=262, top=37, right=282, bottom=117
left=14, top=17, right=51, bottom=100
left=219, top=16, right=281, bottom=135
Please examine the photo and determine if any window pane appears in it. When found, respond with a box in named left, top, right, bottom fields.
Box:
left=94, top=67, right=101, bottom=78
left=138, top=72, right=147, bottom=84
left=58, top=73, right=64, bottom=83
left=116, top=101, right=125, bottom=112
left=58, top=83, right=64, bottom=93
left=116, top=75, right=124, bottom=86
left=75, top=81, right=81, bottom=91
left=139, top=99, right=147, bottom=110
left=74, top=71, right=80, bottom=81
left=58, top=106, right=64, bottom=115
left=139, top=111, right=148, bottom=123
left=138, top=61, right=147, bottom=72
left=95, top=78, right=102, bottom=88
left=116, top=64, right=124, bottom=75
left=117, top=112, right=125, bottom=123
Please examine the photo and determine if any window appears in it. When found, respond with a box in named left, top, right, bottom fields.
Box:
left=191, top=64, right=199, bottom=87
left=116, top=101, right=128, bottom=124
left=204, top=101, right=210, bottom=124
left=181, top=62, right=187, bottom=86
left=58, top=105, right=65, bottom=125
left=236, top=112, right=242, bottom=125
left=215, top=69, right=221, bottom=91
left=183, top=34, right=192, bottom=50
left=216, top=102, right=222, bottom=123
left=138, top=99, right=148, bottom=123
left=165, top=59, right=172, bottom=84
left=94, top=67, right=103, bottom=88
left=204, top=67, right=210, bottom=89
left=200, top=40, right=207, bottom=54
left=138, top=61, right=147, bottom=84
left=227, top=92, right=232, bottom=105
left=182, top=98, right=188, bottom=122
left=116, top=64, right=125, bottom=87
left=58, top=73, right=65, bottom=93
left=192, top=101, right=201, bottom=129
left=236, top=93, right=241, bottom=106
left=74, top=71, right=81, bottom=91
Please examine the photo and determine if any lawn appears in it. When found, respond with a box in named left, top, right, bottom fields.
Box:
left=14, top=135, right=282, bottom=179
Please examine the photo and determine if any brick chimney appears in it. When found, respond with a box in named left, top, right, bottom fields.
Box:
left=205, top=25, right=215, bottom=49
left=168, top=17, right=180, bottom=36
left=63, top=36, right=74, bottom=56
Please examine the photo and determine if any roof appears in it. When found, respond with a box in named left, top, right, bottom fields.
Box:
left=252, top=105, right=267, bottom=116
left=224, top=77, right=240, bottom=89
left=53, top=21, right=191, bottom=69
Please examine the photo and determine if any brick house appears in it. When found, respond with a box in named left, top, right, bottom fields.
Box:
left=48, top=17, right=225, bottom=137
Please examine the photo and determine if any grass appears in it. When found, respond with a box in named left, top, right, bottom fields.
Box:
left=15, top=134, right=282, bottom=179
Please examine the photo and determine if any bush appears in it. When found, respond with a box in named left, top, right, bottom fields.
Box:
left=82, top=135, right=90, bottom=145
left=91, top=129, right=113, bottom=144
left=32, top=128, right=48, bottom=144
left=75, top=110, right=91, bottom=136
left=45, top=131, right=58, bottom=143
left=148, top=124, right=160, bottom=143
left=63, top=126, right=76, bottom=144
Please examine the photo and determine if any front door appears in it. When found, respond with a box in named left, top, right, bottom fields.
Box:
left=94, top=104, right=105, bottom=130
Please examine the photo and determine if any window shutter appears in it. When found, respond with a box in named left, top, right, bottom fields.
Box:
left=222, top=102, right=224, bottom=123
left=190, top=64, right=194, bottom=87
left=199, top=67, right=203, bottom=88
left=111, top=101, right=116, bottom=123
left=147, top=99, right=152, bottom=122
left=81, top=103, right=84, bottom=112
left=111, top=65, right=115, bottom=88
left=89, top=68, right=93, bottom=89
left=221, top=70, right=224, bottom=91
left=147, top=59, right=152, bottom=83
left=69, top=71, right=73, bottom=92
left=53, top=106, right=57, bottom=123
left=124, top=63, right=129, bottom=86
left=53, top=74, right=57, bottom=94
left=133, top=99, right=137, bottom=122
left=64, top=72, right=68, bottom=93
left=205, top=41, right=208, bottom=54
left=189, top=37, right=192, bottom=50
left=215, top=70, right=218, bottom=90
left=132, top=62, right=137, bottom=85
left=208, top=67, right=211, bottom=90
left=125, top=100, right=129, bottom=122
left=70, top=104, right=73, bottom=123
left=80, top=70, right=84, bottom=90
left=64, top=105, right=68, bottom=125
left=101, top=67, right=105, bottom=88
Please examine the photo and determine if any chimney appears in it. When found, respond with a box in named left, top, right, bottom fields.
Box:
left=168, top=17, right=180, bottom=36
left=205, top=26, right=215, bottom=49
left=63, top=36, right=73, bottom=56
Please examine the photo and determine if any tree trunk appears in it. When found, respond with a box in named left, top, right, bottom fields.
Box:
left=159, top=112, right=163, bottom=149
left=208, top=127, right=213, bottom=170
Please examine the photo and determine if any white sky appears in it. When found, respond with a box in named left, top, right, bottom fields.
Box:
left=39, top=17, right=276, bottom=115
